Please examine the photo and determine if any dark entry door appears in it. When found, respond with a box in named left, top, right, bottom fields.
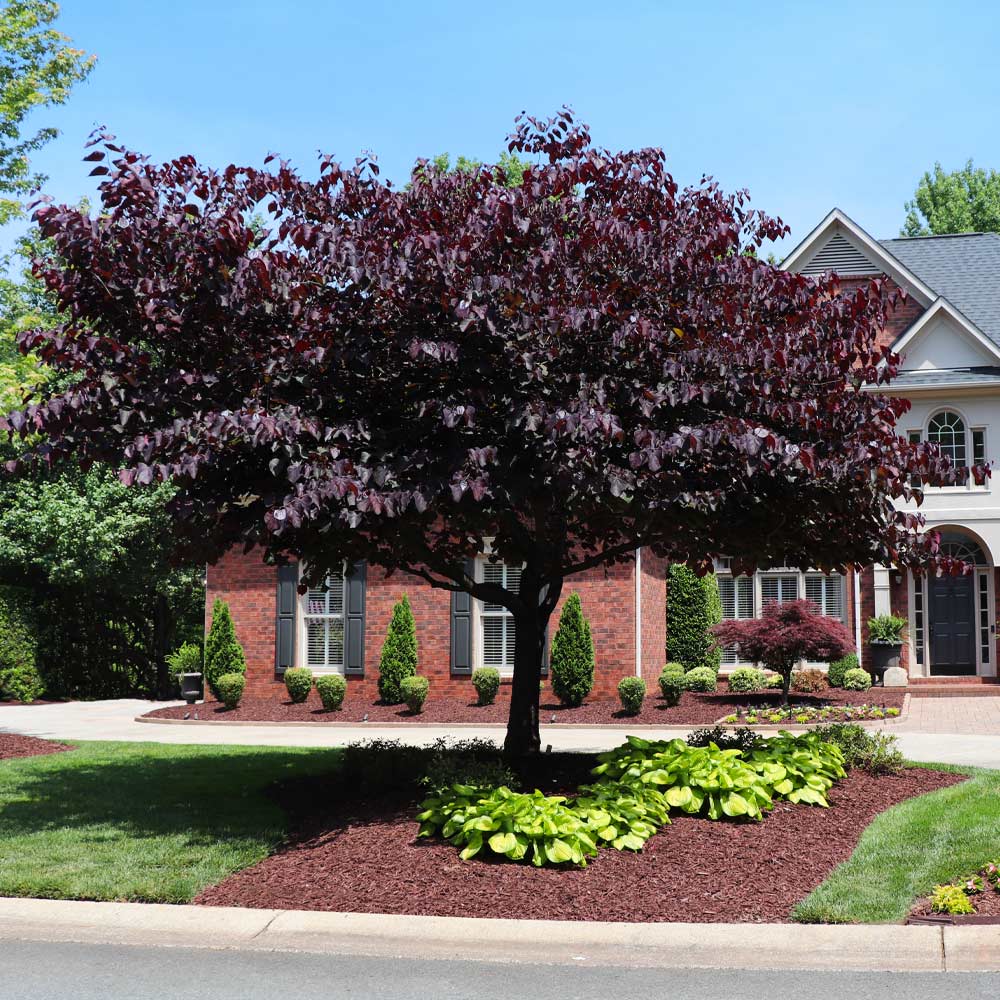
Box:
left=929, top=574, right=976, bottom=675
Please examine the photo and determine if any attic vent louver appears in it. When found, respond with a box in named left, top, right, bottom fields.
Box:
left=799, top=233, right=881, bottom=276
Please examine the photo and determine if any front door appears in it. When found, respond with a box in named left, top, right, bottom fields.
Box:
left=929, top=574, right=976, bottom=675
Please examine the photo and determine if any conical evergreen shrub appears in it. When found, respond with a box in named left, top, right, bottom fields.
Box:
left=204, top=599, right=246, bottom=699
left=378, top=594, right=418, bottom=704
left=549, top=592, right=595, bottom=707
left=666, top=565, right=722, bottom=674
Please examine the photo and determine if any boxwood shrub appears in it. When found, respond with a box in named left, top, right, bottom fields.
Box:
left=284, top=666, right=313, bottom=703
left=315, top=673, right=347, bottom=711
left=658, top=669, right=684, bottom=706
left=472, top=667, right=501, bottom=706
left=617, top=676, right=646, bottom=715
left=827, top=653, right=858, bottom=688
left=215, top=672, right=245, bottom=709
left=683, top=666, right=717, bottom=693
left=727, top=667, right=766, bottom=694
left=842, top=667, right=872, bottom=691
left=401, top=675, right=429, bottom=713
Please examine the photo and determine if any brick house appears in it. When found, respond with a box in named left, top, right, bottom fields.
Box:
left=207, top=208, right=1000, bottom=697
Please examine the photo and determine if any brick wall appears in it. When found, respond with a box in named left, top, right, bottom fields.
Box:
left=209, top=548, right=664, bottom=702
left=857, top=564, right=911, bottom=675
left=837, top=277, right=925, bottom=355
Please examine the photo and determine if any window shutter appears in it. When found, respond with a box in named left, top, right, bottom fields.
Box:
left=275, top=563, right=298, bottom=674
left=450, top=558, right=475, bottom=675
left=344, top=561, right=366, bottom=675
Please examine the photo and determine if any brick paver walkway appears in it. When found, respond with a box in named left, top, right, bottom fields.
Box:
left=895, top=696, right=1000, bottom=735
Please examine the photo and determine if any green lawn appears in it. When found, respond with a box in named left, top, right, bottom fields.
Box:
left=0, top=741, right=341, bottom=903
left=793, top=764, right=1000, bottom=923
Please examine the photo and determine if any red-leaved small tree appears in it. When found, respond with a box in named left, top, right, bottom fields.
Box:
left=712, top=600, right=854, bottom=705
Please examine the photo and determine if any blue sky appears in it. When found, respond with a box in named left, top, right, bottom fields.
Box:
left=8, top=0, right=1000, bottom=258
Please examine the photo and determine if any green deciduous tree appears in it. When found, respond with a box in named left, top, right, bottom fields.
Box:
left=902, top=160, right=1000, bottom=236
left=0, top=1, right=94, bottom=224
left=549, top=592, right=595, bottom=707
left=667, top=565, right=722, bottom=674
left=378, top=594, right=418, bottom=704
left=204, top=599, right=246, bottom=698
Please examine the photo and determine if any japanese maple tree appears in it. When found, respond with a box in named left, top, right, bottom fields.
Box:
left=4, top=109, right=965, bottom=756
left=712, top=599, right=855, bottom=705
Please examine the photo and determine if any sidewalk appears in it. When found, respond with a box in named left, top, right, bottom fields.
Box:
left=0, top=897, right=997, bottom=972
left=5, top=698, right=1000, bottom=766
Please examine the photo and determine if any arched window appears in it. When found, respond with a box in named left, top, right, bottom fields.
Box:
left=928, top=411, right=967, bottom=466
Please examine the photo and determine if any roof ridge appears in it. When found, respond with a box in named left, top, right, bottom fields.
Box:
left=881, top=232, right=1000, bottom=242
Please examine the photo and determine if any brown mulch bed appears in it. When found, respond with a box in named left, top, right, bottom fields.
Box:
left=195, top=767, right=960, bottom=922
left=0, top=733, right=72, bottom=761
left=143, top=686, right=906, bottom=726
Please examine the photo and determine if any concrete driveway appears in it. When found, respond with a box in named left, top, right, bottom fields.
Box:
left=3, top=697, right=1000, bottom=766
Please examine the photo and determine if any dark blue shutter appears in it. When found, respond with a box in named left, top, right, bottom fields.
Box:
left=450, top=558, right=475, bottom=675
left=275, top=563, right=298, bottom=674
left=344, top=561, right=366, bottom=675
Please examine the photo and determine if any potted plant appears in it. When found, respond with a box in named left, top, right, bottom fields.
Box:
left=167, top=642, right=203, bottom=704
left=867, top=614, right=907, bottom=686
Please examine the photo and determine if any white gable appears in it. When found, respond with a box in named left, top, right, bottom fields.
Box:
left=899, top=312, right=999, bottom=370
left=798, top=232, right=882, bottom=276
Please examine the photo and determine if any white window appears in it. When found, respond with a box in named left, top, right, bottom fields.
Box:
left=760, top=573, right=798, bottom=606
left=805, top=573, right=844, bottom=619
left=302, top=569, right=347, bottom=672
left=718, top=575, right=753, bottom=665
left=916, top=411, right=988, bottom=490
left=478, top=560, right=521, bottom=672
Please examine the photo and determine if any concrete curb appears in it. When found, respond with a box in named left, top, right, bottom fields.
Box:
left=0, top=898, right=997, bottom=971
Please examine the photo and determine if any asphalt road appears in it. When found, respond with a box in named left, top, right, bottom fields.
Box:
left=3, top=940, right=999, bottom=1000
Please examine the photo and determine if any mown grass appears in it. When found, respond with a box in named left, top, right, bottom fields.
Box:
left=0, top=741, right=342, bottom=903
left=793, top=764, right=1000, bottom=923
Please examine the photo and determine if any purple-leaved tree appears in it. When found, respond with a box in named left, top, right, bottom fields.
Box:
left=4, top=110, right=967, bottom=756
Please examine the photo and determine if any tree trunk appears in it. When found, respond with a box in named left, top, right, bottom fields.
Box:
left=503, top=573, right=552, bottom=760
left=781, top=667, right=792, bottom=708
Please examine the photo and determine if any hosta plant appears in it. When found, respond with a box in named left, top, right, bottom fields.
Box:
left=417, top=785, right=600, bottom=867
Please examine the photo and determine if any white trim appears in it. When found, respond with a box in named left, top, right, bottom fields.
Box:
left=853, top=569, right=862, bottom=657
left=634, top=548, right=642, bottom=678
left=885, top=296, right=1000, bottom=365
left=780, top=209, right=935, bottom=305
left=298, top=564, right=347, bottom=674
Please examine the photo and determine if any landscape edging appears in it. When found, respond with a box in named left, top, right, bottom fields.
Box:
left=2, top=897, right=997, bottom=971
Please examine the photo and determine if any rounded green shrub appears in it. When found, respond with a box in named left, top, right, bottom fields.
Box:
left=472, top=667, right=501, bottom=706
left=842, top=667, right=872, bottom=691
left=284, top=666, right=313, bottom=703
left=827, top=653, right=858, bottom=688
left=658, top=671, right=684, bottom=706
left=727, top=667, right=766, bottom=694
left=378, top=594, right=418, bottom=704
left=667, top=565, right=722, bottom=674
left=683, top=666, right=718, bottom=693
left=204, top=599, right=246, bottom=699
left=661, top=662, right=685, bottom=682
left=764, top=673, right=783, bottom=689
left=549, top=592, right=595, bottom=707
left=215, top=672, right=245, bottom=710
left=617, top=676, right=646, bottom=715
left=316, top=673, right=347, bottom=711
left=0, top=586, right=43, bottom=704
left=401, top=675, right=429, bottom=714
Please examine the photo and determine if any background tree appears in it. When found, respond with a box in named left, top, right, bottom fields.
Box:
left=902, top=160, right=1000, bottom=236
left=711, top=599, right=854, bottom=705
left=6, top=111, right=963, bottom=756
left=0, top=1, right=94, bottom=224
left=666, top=564, right=722, bottom=675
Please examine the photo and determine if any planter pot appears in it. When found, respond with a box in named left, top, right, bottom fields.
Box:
left=180, top=672, right=203, bottom=705
left=869, top=642, right=902, bottom=686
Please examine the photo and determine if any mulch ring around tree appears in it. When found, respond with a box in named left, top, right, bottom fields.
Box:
left=0, top=733, right=72, bottom=761
left=195, top=766, right=960, bottom=922
left=142, top=686, right=906, bottom=727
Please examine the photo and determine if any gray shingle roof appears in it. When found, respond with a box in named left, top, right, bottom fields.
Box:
left=888, top=366, right=1000, bottom=388
left=880, top=233, right=1000, bottom=347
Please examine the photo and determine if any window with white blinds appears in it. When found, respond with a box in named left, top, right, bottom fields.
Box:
left=480, top=560, right=520, bottom=671
left=760, top=574, right=798, bottom=607
left=805, top=573, right=844, bottom=620
left=718, top=575, right=753, bottom=665
left=303, top=572, right=347, bottom=671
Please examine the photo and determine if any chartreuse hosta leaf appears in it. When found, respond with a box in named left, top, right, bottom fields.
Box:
left=417, top=732, right=848, bottom=868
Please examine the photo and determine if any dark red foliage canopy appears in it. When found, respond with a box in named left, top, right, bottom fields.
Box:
left=711, top=599, right=855, bottom=675
left=4, top=110, right=964, bottom=599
